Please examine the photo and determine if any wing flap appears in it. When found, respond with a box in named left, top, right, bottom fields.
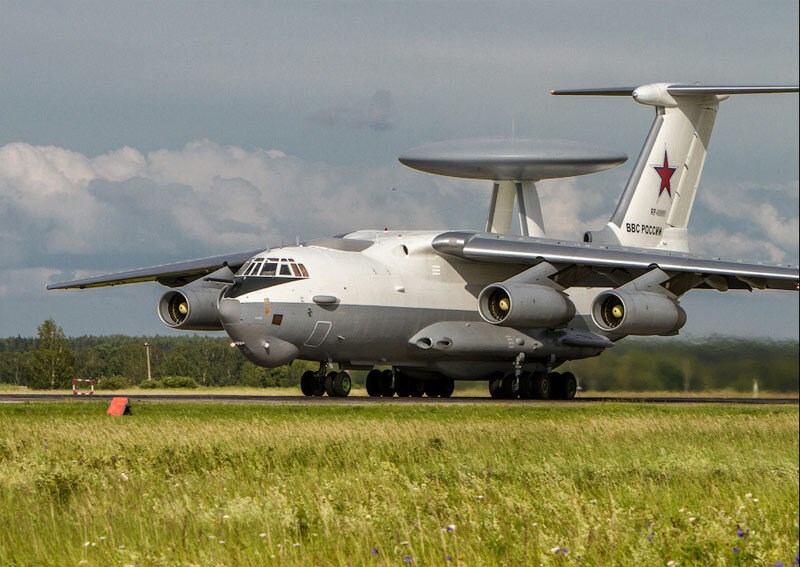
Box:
left=432, top=232, right=798, bottom=293
left=46, top=249, right=262, bottom=290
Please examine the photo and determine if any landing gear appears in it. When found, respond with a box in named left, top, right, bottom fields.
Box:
left=365, top=369, right=382, bottom=397
left=531, top=371, right=551, bottom=400
left=300, top=370, right=316, bottom=396
left=488, top=370, right=553, bottom=399
left=489, top=376, right=503, bottom=399
left=551, top=371, right=577, bottom=400
left=332, top=371, right=351, bottom=397
left=301, top=369, right=326, bottom=396
left=425, top=379, right=454, bottom=398
left=378, top=369, right=395, bottom=397
left=324, top=371, right=337, bottom=397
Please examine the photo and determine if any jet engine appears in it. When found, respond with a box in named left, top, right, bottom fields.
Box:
left=478, top=283, right=576, bottom=327
left=591, top=290, right=686, bottom=336
left=158, top=288, right=225, bottom=331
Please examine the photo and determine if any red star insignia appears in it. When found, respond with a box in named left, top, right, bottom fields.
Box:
left=653, top=151, right=676, bottom=197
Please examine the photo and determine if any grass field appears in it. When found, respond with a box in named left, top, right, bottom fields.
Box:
left=0, top=402, right=797, bottom=566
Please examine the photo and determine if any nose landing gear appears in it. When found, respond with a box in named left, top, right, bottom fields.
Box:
left=301, top=367, right=351, bottom=397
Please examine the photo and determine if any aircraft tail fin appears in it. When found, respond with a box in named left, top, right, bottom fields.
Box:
left=554, top=83, right=799, bottom=252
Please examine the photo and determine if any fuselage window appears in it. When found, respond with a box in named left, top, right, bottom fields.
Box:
left=262, top=262, right=278, bottom=276
left=247, top=260, right=263, bottom=276
left=298, top=264, right=309, bottom=277
left=279, top=264, right=292, bottom=276
left=290, top=263, right=301, bottom=277
left=237, top=261, right=252, bottom=276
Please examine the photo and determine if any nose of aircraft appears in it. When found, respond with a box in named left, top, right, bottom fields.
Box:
left=218, top=297, right=299, bottom=367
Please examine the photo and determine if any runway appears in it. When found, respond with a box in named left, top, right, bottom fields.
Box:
left=0, top=393, right=797, bottom=405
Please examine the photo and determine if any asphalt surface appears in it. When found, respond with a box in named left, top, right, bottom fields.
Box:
left=0, top=393, right=797, bottom=405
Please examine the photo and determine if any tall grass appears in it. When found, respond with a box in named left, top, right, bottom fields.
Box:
left=0, top=403, right=797, bottom=566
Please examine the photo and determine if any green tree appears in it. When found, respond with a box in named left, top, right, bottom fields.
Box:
left=25, top=319, right=75, bottom=389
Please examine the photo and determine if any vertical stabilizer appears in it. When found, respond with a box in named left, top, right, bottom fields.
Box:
left=553, top=83, right=799, bottom=251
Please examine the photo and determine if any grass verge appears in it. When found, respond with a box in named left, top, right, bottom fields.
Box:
left=0, top=402, right=797, bottom=566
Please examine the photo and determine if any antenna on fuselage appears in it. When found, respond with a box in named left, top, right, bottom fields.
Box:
left=399, top=137, right=627, bottom=237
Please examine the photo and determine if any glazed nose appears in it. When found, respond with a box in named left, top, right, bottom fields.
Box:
left=218, top=298, right=243, bottom=325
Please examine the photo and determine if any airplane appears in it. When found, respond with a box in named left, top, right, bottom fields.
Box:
left=47, top=83, right=799, bottom=400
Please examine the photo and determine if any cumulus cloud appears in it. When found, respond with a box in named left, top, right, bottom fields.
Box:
left=309, top=89, right=395, bottom=132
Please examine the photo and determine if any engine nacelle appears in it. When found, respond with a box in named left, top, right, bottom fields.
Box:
left=591, top=290, right=687, bottom=336
left=158, top=288, right=224, bottom=331
left=478, top=283, right=576, bottom=328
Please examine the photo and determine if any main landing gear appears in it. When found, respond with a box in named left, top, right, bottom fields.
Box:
left=300, top=368, right=351, bottom=397
left=489, top=371, right=577, bottom=400
left=365, top=369, right=453, bottom=398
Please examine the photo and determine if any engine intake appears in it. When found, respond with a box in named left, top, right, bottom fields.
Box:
left=478, top=283, right=576, bottom=328
left=158, top=288, right=225, bottom=331
left=591, top=290, right=686, bottom=336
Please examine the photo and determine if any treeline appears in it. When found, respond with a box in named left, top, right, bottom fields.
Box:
left=1, top=320, right=797, bottom=391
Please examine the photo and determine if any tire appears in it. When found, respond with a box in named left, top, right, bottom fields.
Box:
left=379, top=369, right=395, bottom=397
left=333, top=372, right=351, bottom=397
left=300, top=370, right=316, bottom=396
left=409, top=378, right=425, bottom=397
left=365, top=369, right=382, bottom=397
left=439, top=379, right=454, bottom=398
left=500, top=374, right=518, bottom=399
left=559, top=371, right=577, bottom=400
left=531, top=371, right=551, bottom=400
left=324, top=371, right=337, bottom=397
left=518, top=371, right=534, bottom=399
left=424, top=381, right=440, bottom=397
left=312, top=375, right=326, bottom=397
left=394, top=373, right=411, bottom=397
left=489, top=377, right=503, bottom=399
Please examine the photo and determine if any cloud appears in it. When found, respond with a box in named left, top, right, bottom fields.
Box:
left=309, top=89, right=395, bottom=132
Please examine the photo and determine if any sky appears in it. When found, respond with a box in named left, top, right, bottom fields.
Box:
left=0, top=1, right=798, bottom=339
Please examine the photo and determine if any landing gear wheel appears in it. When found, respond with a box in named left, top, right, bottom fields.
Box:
left=300, top=370, right=316, bottom=396
left=333, top=372, right=351, bottom=397
left=312, top=375, right=325, bottom=397
left=394, top=372, right=411, bottom=397
left=378, top=369, right=395, bottom=397
left=500, top=374, right=518, bottom=399
left=489, top=377, right=503, bottom=399
left=554, top=371, right=577, bottom=400
left=424, top=381, right=440, bottom=397
left=518, top=371, right=534, bottom=399
left=409, top=378, right=425, bottom=397
left=531, top=371, right=551, bottom=400
left=324, top=371, right=337, bottom=397
left=365, top=369, right=382, bottom=397
left=439, top=379, right=454, bottom=398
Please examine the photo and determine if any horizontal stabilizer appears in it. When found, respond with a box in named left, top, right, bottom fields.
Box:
left=552, top=84, right=799, bottom=97
left=46, top=249, right=262, bottom=290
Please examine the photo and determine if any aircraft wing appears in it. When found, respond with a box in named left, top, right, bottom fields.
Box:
left=432, top=232, right=798, bottom=294
left=46, top=249, right=262, bottom=290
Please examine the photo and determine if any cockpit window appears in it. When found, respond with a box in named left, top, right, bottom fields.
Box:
left=239, top=257, right=309, bottom=278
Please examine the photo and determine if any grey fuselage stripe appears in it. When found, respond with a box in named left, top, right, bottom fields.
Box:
left=609, top=108, right=664, bottom=227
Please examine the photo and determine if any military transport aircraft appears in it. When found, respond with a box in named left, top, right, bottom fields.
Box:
left=47, top=83, right=799, bottom=400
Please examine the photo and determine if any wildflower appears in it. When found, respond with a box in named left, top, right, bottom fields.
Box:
left=78, top=462, right=83, bottom=466
left=365, top=514, right=371, bottom=519
left=118, top=545, right=125, bottom=550
left=446, top=556, right=453, bottom=562
left=222, top=514, right=230, bottom=519
left=219, top=540, right=225, bottom=545
left=737, top=529, right=745, bottom=537
left=99, top=537, right=106, bottom=541
left=293, top=543, right=300, bottom=547
left=589, top=499, right=597, bottom=504
left=403, top=556, right=412, bottom=563
left=371, top=548, right=378, bottom=554
left=776, top=563, right=784, bottom=567
left=667, top=561, right=677, bottom=566
left=563, top=548, right=569, bottom=553
left=647, top=536, right=652, bottom=542
left=678, top=508, right=684, bottom=512
left=259, top=533, right=267, bottom=538
left=84, top=541, right=91, bottom=547
left=646, top=522, right=651, bottom=527
left=79, top=561, right=88, bottom=565
left=689, top=517, right=696, bottom=523
left=477, top=495, right=483, bottom=500
left=733, top=548, right=739, bottom=553
left=550, top=547, right=561, bottom=553
left=400, top=541, right=410, bottom=546
left=753, top=498, right=759, bottom=503
left=532, top=523, right=538, bottom=527
left=446, top=525, right=456, bottom=532
left=120, top=473, right=128, bottom=481
left=745, top=493, right=752, bottom=499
